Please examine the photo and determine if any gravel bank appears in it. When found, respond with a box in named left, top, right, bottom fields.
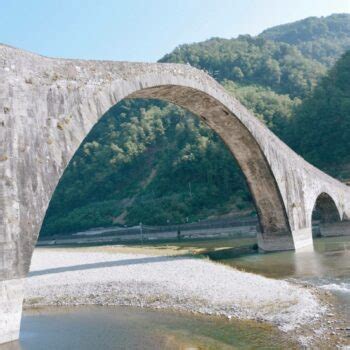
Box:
left=24, top=248, right=325, bottom=332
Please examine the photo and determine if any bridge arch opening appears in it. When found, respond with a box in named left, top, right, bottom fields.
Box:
left=311, top=192, right=341, bottom=237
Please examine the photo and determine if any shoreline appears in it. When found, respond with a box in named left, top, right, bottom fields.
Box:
left=23, top=246, right=344, bottom=347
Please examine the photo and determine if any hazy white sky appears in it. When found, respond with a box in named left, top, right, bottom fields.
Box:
left=1, top=0, right=349, bottom=61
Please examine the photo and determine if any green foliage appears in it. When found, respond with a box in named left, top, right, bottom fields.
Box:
left=41, top=100, right=171, bottom=235
left=159, top=35, right=325, bottom=98
left=222, top=80, right=300, bottom=137
left=290, top=51, right=350, bottom=177
left=125, top=113, right=251, bottom=226
left=260, top=14, right=350, bottom=67
left=41, top=100, right=252, bottom=235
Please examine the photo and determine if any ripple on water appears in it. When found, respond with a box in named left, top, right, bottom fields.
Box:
left=319, top=282, right=350, bottom=293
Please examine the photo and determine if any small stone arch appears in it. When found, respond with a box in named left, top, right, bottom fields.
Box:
left=311, top=192, right=342, bottom=237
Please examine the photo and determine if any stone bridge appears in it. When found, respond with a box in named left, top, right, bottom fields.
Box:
left=1, top=44, right=350, bottom=343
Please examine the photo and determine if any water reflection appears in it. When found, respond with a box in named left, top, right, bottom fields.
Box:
left=293, top=250, right=326, bottom=277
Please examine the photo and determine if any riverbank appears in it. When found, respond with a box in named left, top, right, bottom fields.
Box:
left=23, top=246, right=335, bottom=347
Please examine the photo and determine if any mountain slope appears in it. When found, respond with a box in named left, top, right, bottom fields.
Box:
left=260, top=13, right=350, bottom=66
left=159, top=35, right=325, bottom=98
left=291, top=51, right=350, bottom=177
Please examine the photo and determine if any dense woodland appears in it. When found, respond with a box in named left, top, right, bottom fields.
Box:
left=290, top=50, right=350, bottom=175
left=41, top=14, right=350, bottom=236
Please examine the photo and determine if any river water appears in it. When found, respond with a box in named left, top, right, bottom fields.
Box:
left=15, top=306, right=297, bottom=350
left=217, top=236, right=350, bottom=324
left=2, top=235, right=349, bottom=349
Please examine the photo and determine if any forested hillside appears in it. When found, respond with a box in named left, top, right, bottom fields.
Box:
left=159, top=35, right=325, bottom=98
left=40, top=14, right=350, bottom=236
left=260, top=13, right=350, bottom=67
left=291, top=51, right=350, bottom=176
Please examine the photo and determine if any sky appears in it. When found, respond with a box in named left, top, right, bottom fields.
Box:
left=1, top=0, right=350, bottom=62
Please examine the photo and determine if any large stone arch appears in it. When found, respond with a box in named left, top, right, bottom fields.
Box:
left=31, top=78, right=295, bottom=259
left=1, top=50, right=298, bottom=284
left=39, top=82, right=294, bottom=254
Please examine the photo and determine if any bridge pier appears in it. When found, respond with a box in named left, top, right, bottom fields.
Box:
left=0, top=279, right=24, bottom=344
left=257, top=232, right=294, bottom=252
left=257, top=227, right=314, bottom=252
left=291, top=228, right=314, bottom=251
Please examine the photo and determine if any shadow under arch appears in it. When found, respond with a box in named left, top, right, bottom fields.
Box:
left=312, top=192, right=342, bottom=237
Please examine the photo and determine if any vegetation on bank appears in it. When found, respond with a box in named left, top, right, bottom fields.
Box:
left=40, top=14, right=350, bottom=236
